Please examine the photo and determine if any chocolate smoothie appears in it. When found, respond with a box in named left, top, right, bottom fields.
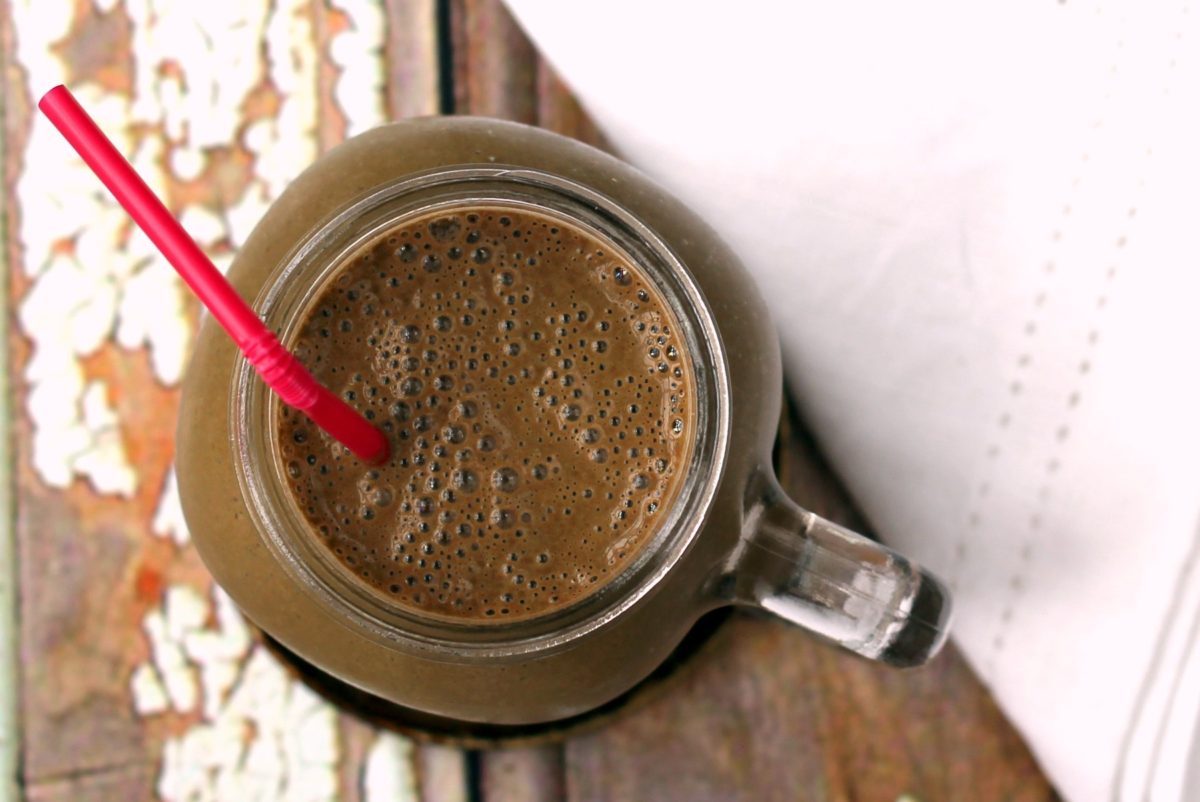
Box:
left=274, top=204, right=696, bottom=623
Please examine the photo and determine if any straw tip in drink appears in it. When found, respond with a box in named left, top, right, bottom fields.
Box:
left=361, top=435, right=391, bottom=466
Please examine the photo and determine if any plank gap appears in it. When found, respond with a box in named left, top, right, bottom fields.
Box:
left=435, top=0, right=456, bottom=114
left=464, top=749, right=484, bottom=802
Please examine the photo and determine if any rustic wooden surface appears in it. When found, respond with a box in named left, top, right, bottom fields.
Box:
left=1, top=0, right=1059, bottom=800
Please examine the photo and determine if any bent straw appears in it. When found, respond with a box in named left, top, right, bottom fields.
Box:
left=39, top=85, right=390, bottom=464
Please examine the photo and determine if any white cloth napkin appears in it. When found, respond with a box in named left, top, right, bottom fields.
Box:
left=503, top=2, right=1200, bottom=799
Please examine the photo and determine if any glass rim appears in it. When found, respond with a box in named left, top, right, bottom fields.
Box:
left=230, top=165, right=731, bottom=661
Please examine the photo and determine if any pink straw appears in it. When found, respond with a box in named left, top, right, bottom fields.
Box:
left=39, top=85, right=390, bottom=465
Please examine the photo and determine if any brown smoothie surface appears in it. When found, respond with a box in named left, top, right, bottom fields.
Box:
left=275, top=204, right=695, bottom=622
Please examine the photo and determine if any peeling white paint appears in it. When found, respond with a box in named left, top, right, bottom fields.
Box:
left=363, top=732, right=419, bottom=802
left=11, top=1, right=422, bottom=797
left=125, top=0, right=270, bottom=150
left=182, top=589, right=250, bottom=666
left=131, top=662, right=170, bottom=715
left=157, top=648, right=340, bottom=802
left=164, top=585, right=208, bottom=640
left=177, top=207, right=226, bottom=245
left=256, top=0, right=319, bottom=199
left=328, top=0, right=388, bottom=137
left=221, top=176, right=273, bottom=251
left=114, top=257, right=193, bottom=384
left=134, top=586, right=343, bottom=802
left=73, top=381, right=138, bottom=496
left=152, top=468, right=190, bottom=546
left=192, top=659, right=240, bottom=723
left=11, top=0, right=328, bottom=494
left=210, top=252, right=235, bottom=276
left=142, top=607, right=198, bottom=713
left=11, top=8, right=159, bottom=493
left=169, top=147, right=206, bottom=182
left=17, top=230, right=138, bottom=492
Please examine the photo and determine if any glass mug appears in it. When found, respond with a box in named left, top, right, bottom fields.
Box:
left=177, top=118, right=951, bottom=726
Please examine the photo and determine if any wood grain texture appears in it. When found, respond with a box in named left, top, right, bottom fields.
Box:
left=0, top=4, right=21, bottom=800
left=23, top=765, right=156, bottom=802
left=480, top=747, right=564, bottom=802
left=448, top=0, right=606, bottom=151
left=533, top=64, right=608, bottom=154
left=383, top=0, right=440, bottom=119
left=416, top=746, right=471, bottom=802
left=449, top=0, right=536, bottom=122
left=6, top=0, right=160, bottom=790
left=4, top=1, right=441, bottom=800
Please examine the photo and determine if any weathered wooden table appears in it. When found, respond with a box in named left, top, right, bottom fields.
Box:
left=1, top=1, right=1060, bottom=799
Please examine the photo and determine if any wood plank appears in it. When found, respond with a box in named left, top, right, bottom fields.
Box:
left=448, top=0, right=536, bottom=122
left=5, top=0, right=160, bottom=783
left=534, top=63, right=608, bottom=153
left=383, top=0, right=440, bottom=119
left=446, top=9, right=567, bottom=800
left=445, top=6, right=572, bottom=800
left=479, top=747, right=564, bottom=802
left=373, top=4, right=467, bottom=802
left=417, top=745, right=471, bottom=802
left=0, top=3, right=20, bottom=799
left=449, top=0, right=606, bottom=153
left=25, top=765, right=156, bottom=802
left=4, top=1, right=445, bottom=800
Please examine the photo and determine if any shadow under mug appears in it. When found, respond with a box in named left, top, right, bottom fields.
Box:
left=177, top=118, right=951, bottom=726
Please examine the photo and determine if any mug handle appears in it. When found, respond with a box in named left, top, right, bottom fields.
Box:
left=727, top=469, right=952, bottom=667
